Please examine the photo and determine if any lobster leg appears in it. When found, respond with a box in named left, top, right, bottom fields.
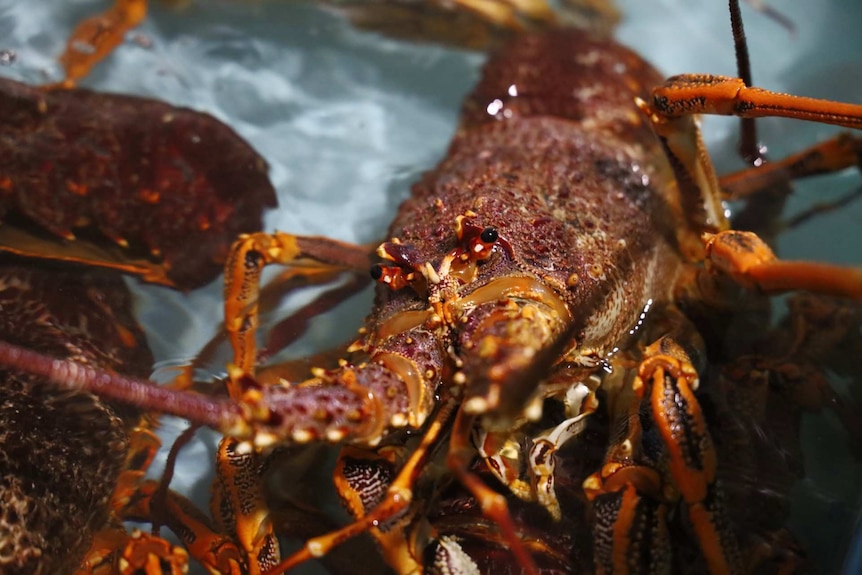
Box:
left=76, top=427, right=190, bottom=575
left=525, top=383, right=598, bottom=520
left=651, top=75, right=862, bottom=129
left=702, top=230, right=862, bottom=299
left=473, top=428, right=536, bottom=504
left=224, top=232, right=374, bottom=376
left=639, top=87, right=862, bottom=299
left=475, top=381, right=598, bottom=521
left=447, top=409, right=541, bottom=575
left=585, top=330, right=743, bottom=575
left=265, top=398, right=459, bottom=575
left=124, top=480, right=246, bottom=574
left=55, top=0, right=148, bottom=88
left=333, top=445, right=428, bottom=574
left=100, top=426, right=257, bottom=574
left=77, top=529, right=189, bottom=575
left=583, top=377, right=673, bottom=575
left=637, top=337, right=743, bottom=575
left=719, top=133, right=862, bottom=200
left=210, top=438, right=281, bottom=575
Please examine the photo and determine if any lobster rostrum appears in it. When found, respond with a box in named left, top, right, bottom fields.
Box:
left=2, top=0, right=862, bottom=573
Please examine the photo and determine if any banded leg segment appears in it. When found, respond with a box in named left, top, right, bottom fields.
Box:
left=652, top=75, right=862, bottom=129
left=637, top=338, right=742, bottom=575
left=333, top=446, right=426, bottom=574
left=55, top=0, right=147, bottom=88
left=585, top=334, right=742, bottom=575
left=702, top=230, right=862, bottom=299
left=641, top=70, right=862, bottom=276
left=264, top=399, right=459, bottom=575
left=211, top=438, right=280, bottom=575
left=224, top=232, right=374, bottom=378
left=720, top=133, right=862, bottom=200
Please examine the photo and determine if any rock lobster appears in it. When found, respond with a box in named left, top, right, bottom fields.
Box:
left=0, top=0, right=861, bottom=573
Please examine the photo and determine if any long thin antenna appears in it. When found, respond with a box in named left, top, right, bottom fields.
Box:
left=729, top=0, right=761, bottom=163
left=0, top=340, right=242, bottom=431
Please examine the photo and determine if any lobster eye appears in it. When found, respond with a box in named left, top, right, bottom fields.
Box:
left=480, top=226, right=498, bottom=243
left=369, top=264, right=383, bottom=280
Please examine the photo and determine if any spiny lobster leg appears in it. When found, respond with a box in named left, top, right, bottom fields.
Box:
left=525, top=383, right=598, bottom=520
left=584, top=370, right=672, bottom=575
left=125, top=479, right=246, bottom=574
left=633, top=97, right=728, bottom=260
left=651, top=74, right=862, bottom=129
left=585, top=333, right=742, bottom=575
left=474, top=428, right=536, bottom=504
left=224, top=232, right=374, bottom=377
left=76, top=427, right=189, bottom=575
left=77, top=529, right=189, bottom=575
left=639, top=76, right=862, bottom=268
left=333, top=445, right=426, bottom=574
left=702, top=230, right=862, bottom=299
left=639, top=90, right=862, bottom=299
left=637, top=337, right=742, bottom=575
left=475, top=381, right=598, bottom=521
left=211, top=438, right=281, bottom=575
left=447, top=409, right=541, bottom=575
left=103, top=426, right=258, bottom=574
left=719, top=132, right=862, bottom=200
left=264, top=398, right=459, bottom=575
left=55, top=0, right=147, bottom=88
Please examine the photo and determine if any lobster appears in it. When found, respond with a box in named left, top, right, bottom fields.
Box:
left=2, top=0, right=862, bottom=573
left=0, top=263, right=158, bottom=574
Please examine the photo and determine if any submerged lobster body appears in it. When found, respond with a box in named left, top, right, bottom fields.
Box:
left=390, top=30, right=679, bottom=357
left=0, top=265, right=151, bottom=574
left=2, top=2, right=861, bottom=573
left=241, top=32, right=684, bottom=447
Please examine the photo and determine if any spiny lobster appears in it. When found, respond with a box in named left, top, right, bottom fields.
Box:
left=1, top=1, right=861, bottom=574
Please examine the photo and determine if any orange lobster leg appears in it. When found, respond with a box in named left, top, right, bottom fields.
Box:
left=652, top=75, right=862, bottom=129
left=125, top=480, right=247, bottom=575
left=703, top=230, right=862, bottom=300
left=585, top=332, right=743, bottom=575
left=264, top=398, right=459, bottom=575
left=224, top=232, right=374, bottom=378
left=333, top=445, right=425, bottom=573
left=211, top=438, right=281, bottom=575
left=76, top=426, right=189, bottom=575
left=447, top=409, right=541, bottom=575
left=636, top=338, right=743, bottom=575
left=57, top=0, right=148, bottom=88
left=589, top=482, right=671, bottom=575
left=720, top=133, right=862, bottom=200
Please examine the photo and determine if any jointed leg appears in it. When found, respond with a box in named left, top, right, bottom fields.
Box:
left=720, top=133, right=862, bottom=200
left=447, top=409, right=541, bottom=575
left=224, top=232, right=374, bottom=380
left=652, top=75, right=862, bottom=129
left=264, top=398, right=459, bottom=575
left=584, top=321, right=742, bottom=575
left=55, top=0, right=148, bottom=88
left=702, top=231, right=862, bottom=300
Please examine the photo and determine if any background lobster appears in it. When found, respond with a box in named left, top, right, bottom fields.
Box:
left=1, top=0, right=862, bottom=572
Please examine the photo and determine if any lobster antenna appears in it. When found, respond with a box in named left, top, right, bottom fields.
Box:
left=729, top=0, right=760, bottom=163
left=0, top=339, right=242, bottom=431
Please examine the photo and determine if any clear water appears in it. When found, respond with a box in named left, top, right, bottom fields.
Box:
left=0, top=0, right=860, bottom=573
